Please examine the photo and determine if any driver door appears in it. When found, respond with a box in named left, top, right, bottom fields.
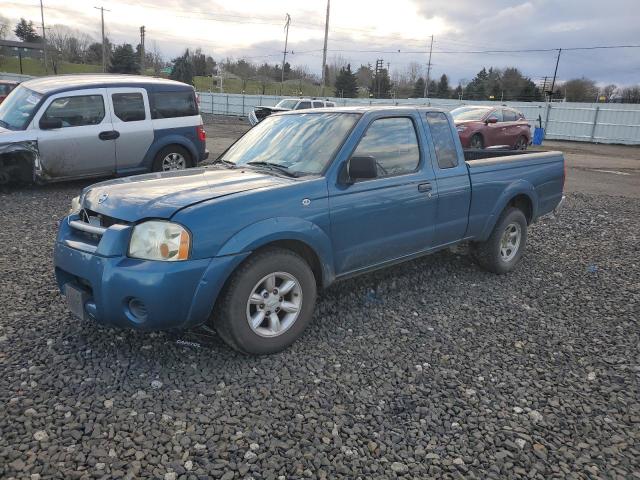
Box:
left=328, top=115, right=437, bottom=275
left=31, top=88, right=116, bottom=178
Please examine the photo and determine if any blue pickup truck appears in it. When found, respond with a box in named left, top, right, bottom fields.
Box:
left=54, top=106, right=565, bottom=354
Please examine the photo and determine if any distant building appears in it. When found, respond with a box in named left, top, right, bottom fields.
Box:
left=0, top=40, right=45, bottom=59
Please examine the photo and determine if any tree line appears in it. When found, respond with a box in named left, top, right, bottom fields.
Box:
left=2, top=16, right=640, bottom=103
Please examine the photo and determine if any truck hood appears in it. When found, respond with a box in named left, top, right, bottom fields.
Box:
left=82, top=167, right=290, bottom=222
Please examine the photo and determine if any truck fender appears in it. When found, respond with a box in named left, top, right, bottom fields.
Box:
left=216, top=217, right=336, bottom=287
left=478, top=180, right=538, bottom=241
left=142, top=134, right=198, bottom=170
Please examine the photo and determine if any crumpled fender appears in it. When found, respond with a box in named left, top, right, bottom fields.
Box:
left=0, top=140, right=40, bottom=183
left=478, top=180, right=538, bottom=240
left=216, top=216, right=336, bottom=287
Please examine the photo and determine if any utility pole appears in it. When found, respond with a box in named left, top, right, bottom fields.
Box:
left=94, top=6, right=110, bottom=72
left=549, top=48, right=562, bottom=101
left=39, top=0, right=48, bottom=73
left=280, top=13, right=291, bottom=96
left=374, top=59, right=383, bottom=98
left=320, top=0, right=330, bottom=97
left=423, top=34, right=433, bottom=98
left=541, top=76, right=548, bottom=99
left=139, top=26, right=145, bottom=74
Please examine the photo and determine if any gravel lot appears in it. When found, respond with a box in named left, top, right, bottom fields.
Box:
left=1, top=181, right=638, bottom=479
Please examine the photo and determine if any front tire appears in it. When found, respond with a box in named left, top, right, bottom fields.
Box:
left=213, top=248, right=317, bottom=354
left=470, top=133, right=484, bottom=149
left=472, top=207, right=528, bottom=274
left=514, top=135, right=528, bottom=150
left=152, top=145, right=192, bottom=172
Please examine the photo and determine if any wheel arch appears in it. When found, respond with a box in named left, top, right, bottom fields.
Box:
left=143, top=136, right=198, bottom=170
left=216, top=217, right=336, bottom=289
left=478, top=182, right=538, bottom=241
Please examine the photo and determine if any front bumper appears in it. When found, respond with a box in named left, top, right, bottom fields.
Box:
left=53, top=215, right=248, bottom=331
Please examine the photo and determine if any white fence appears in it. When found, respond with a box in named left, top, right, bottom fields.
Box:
left=197, top=92, right=640, bottom=146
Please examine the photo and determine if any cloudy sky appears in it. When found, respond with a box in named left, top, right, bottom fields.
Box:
left=5, top=0, right=640, bottom=85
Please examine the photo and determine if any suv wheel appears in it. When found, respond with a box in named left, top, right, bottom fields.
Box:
left=470, top=134, right=484, bottom=149
left=152, top=145, right=192, bottom=172
left=213, top=248, right=317, bottom=354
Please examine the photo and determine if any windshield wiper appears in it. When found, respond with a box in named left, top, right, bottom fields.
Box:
left=210, top=158, right=236, bottom=168
left=245, top=161, right=298, bottom=177
left=0, top=119, right=8, bottom=128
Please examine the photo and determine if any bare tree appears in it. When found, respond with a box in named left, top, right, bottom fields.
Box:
left=0, top=14, right=10, bottom=40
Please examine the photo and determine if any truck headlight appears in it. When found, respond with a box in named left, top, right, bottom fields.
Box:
left=456, top=125, right=467, bottom=133
left=128, top=221, right=191, bottom=261
left=70, top=196, right=81, bottom=214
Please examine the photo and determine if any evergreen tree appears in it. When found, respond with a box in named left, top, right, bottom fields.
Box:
left=436, top=74, right=450, bottom=98
left=427, top=79, right=437, bottom=97
left=170, top=49, right=194, bottom=85
left=334, top=64, right=358, bottom=98
left=370, top=68, right=392, bottom=98
left=108, top=44, right=138, bottom=74
left=14, top=18, right=41, bottom=42
left=412, top=77, right=425, bottom=98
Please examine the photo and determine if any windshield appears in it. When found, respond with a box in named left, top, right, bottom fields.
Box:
left=451, top=107, right=490, bottom=121
left=275, top=99, right=298, bottom=109
left=0, top=85, right=43, bottom=130
left=220, top=112, right=359, bottom=175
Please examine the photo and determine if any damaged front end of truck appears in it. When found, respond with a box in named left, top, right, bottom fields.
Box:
left=0, top=140, right=42, bottom=185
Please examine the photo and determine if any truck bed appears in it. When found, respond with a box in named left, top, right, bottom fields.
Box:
left=464, top=150, right=565, bottom=240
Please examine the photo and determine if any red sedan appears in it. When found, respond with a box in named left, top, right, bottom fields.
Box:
left=0, top=81, right=19, bottom=104
left=451, top=106, right=531, bottom=150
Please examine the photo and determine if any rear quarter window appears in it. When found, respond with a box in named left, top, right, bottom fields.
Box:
left=426, top=112, right=458, bottom=169
left=151, top=91, right=198, bottom=119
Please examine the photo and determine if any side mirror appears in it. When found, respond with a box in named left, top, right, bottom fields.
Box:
left=486, top=117, right=498, bottom=124
left=347, top=155, right=377, bottom=182
left=39, top=117, right=63, bottom=130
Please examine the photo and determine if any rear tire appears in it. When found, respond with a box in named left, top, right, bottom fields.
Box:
left=470, top=134, right=484, bottom=149
left=213, top=248, right=317, bottom=355
left=152, top=145, right=192, bottom=172
left=472, top=207, right=527, bottom=274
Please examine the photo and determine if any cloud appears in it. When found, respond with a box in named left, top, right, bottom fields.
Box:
left=4, top=0, right=638, bottom=85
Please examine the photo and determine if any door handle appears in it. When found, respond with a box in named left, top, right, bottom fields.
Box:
left=418, top=182, right=432, bottom=193
left=99, top=130, right=120, bottom=140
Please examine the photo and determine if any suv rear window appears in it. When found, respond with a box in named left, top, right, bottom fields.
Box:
left=113, top=93, right=146, bottom=122
left=151, top=91, right=197, bottom=119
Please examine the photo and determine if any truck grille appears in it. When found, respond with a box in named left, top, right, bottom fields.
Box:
left=67, top=209, right=129, bottom=252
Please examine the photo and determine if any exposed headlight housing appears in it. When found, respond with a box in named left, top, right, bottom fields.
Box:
left=128, top=221, right=191, bottom=261
left=70, top=196, right=81, bottom=214
left=456, top=125, right=467, bottom=133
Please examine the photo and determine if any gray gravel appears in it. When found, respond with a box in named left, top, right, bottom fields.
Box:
left=0, top=184, right=639, bottom=479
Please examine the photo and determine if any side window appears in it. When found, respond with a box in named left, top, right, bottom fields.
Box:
left=296, top=101, right=311, bottom=110
left=326, top=102, right=336, bottom=107
left=112, top=93, right=146, bottom=122
left=312, top=101, right=324, bottom=108
left=487, top=109, right=503, bottom=122
left=151, top=91, right=198, bottom=119
left=42, top=95, right=105, bottom=127
left=426, top=112, right=458, bottom=169
left=352, top=117, right=420, bottom=177
left=502, top=109, right=517, bottom=122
